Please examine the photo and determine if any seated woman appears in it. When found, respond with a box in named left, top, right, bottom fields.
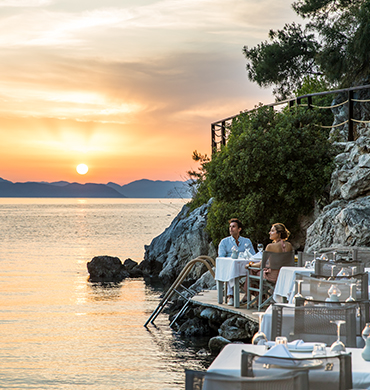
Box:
left=241, top=223, right=293, bottom=304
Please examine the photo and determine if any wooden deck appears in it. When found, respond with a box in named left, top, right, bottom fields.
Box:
left=190, top=289, right=260, bottom=323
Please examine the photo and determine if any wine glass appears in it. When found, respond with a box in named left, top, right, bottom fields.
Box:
left=292, top=280, right=304, bottom=304
left=328, top=264, right=336, bottom=280
left=257, top=243, right=264, bottom=253
left=345, top=282, right=356, bottom=302
left=252, top=312, right=268, bottom=345
left=330, top=320, right=346, bottom=352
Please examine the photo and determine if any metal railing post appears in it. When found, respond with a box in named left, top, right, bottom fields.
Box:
left=348, top=90, right=354, bottom=141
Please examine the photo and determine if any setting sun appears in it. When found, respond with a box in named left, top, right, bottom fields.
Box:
left=76, top=164, right=89, bottom=175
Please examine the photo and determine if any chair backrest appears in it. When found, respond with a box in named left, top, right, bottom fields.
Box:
left=295, top=297, right=370, bottom=346
left=241, top=351, right=352, bottom=390
left=261, top=251, right=295, bottom=270
left=271, top=302, right=357, bottom=347
left=296, top=272, right=369, bottom=301
left=294, top=303, right=357, bottom=347
left=297, top=251, right=315, bottom=267
left=185, top=368, right=309, bottom=390
left=314, top=259, right=365, bottom=277
left=319, top=246, right=370, bottom=266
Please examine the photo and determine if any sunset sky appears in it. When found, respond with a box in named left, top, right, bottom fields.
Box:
left=0, top=0, right=300, bottom=185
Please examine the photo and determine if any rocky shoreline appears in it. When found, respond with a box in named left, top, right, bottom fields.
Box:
left=87, top=95, right=370, bottom=354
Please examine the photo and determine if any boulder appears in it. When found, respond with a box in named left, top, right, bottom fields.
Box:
left=178, top=317, right=210, bottom=337
left=208, top=336, right=231, bottom=354
left=218, top=315, right=257, bottom=341
left=87, top=255, right=129, bottom=282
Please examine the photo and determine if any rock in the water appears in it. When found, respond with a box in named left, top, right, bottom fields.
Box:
left=208, top=336, right=231, bottom=354
left=87, top=255, right=129, bottom=282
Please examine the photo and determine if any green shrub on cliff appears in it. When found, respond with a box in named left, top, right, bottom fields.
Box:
left=189, top=105, right=334, bottom=247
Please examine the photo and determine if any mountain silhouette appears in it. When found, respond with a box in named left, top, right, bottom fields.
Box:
left=0, top=178, right=191, bottom=198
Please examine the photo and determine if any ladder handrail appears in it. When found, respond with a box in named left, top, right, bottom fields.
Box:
left=144, top=256, right=215, bottom=327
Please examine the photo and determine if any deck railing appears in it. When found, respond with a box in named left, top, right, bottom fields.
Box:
left=211, top=84, right=370, bottom=153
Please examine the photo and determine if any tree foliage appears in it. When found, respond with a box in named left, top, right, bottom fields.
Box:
left=243, top=0, right=370, bottom=99
left=190, top=106, right=334, bottom=248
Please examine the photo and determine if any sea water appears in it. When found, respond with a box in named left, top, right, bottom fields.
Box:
left=0, top=198, right=213, bottom=389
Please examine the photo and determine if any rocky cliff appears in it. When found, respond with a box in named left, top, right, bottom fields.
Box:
left=305, top=89, right=370, bottom=252
left=142, top=198, right=217, bottom=286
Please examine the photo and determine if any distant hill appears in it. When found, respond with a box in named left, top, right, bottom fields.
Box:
left=107, top=179, right=192, bottom=198
left=0, top=177, right=192, bottom=198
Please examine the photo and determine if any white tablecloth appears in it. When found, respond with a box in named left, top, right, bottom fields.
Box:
left=215, top=253, right=261, bottom=286
left=215, top=254, right=261, bottom=307
left=273, top=266, right=313, bottom=303
left=261, top=303, right=295, bottom=340
left=207, top=343, right=370, bottom=389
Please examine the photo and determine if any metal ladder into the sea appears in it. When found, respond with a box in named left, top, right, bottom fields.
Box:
left=144, top=256, right=215, bottom=328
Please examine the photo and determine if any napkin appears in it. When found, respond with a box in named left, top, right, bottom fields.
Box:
left=266, top=339, right=325, bottom=351
left=256, top=344, right=299, bottom=366
left=252, top=252, right=262, bottom=260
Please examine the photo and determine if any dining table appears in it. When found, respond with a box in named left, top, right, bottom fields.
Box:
left=207, top=343, right=370, bottom=389
left=215, top=253, right=261, bottom=308
left=272, top=266, right=314, bottom=303
left=273, top=266, right=370, bottom=304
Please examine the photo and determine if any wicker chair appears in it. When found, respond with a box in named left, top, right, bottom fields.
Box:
left=271, top=302, right=357, bottom=347
left=241, top=351, right=352, bottom=390
left=295, top=272, right=369, bottom=302
left=297, top=251, right=315, bottom=267
left=246, top=251, right=295, bottom=311
left=185, top=368, right=309, bottom=390
left=295, top=297, right=370, bottom=347
left=314, top=259, right=365, bottom=278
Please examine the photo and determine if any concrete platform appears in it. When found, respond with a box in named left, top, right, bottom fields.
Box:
left=190, top=289, right=260, bottom=323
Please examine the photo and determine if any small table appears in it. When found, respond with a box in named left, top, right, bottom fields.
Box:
left=273, top=266, right=313, bottom=303
left=215, top=255, right=261, bottom=308
left=207, top=343, right=370, bottom=388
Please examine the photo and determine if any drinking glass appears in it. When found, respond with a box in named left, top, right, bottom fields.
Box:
left=252, top=312, right=268, bottom=345
left=330, top=320, right=346, bottom=352
left=351, top=266, right=358, bottom=275
left=312, top=343, right=327, bottom=357
left=292, top=280, right=304, bottom=304
left=257, top=243, right=264, bottom=253
left=275, top=336, right=288, bottom=346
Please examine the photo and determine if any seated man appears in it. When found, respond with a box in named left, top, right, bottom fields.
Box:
left=218, top=218, right=255, bottom=305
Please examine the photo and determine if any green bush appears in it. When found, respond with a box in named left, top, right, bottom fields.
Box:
left=190, top=105, right=334, bottom=248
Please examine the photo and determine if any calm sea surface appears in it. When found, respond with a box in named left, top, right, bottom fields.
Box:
left=0, top=198, right=213, bottom=389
